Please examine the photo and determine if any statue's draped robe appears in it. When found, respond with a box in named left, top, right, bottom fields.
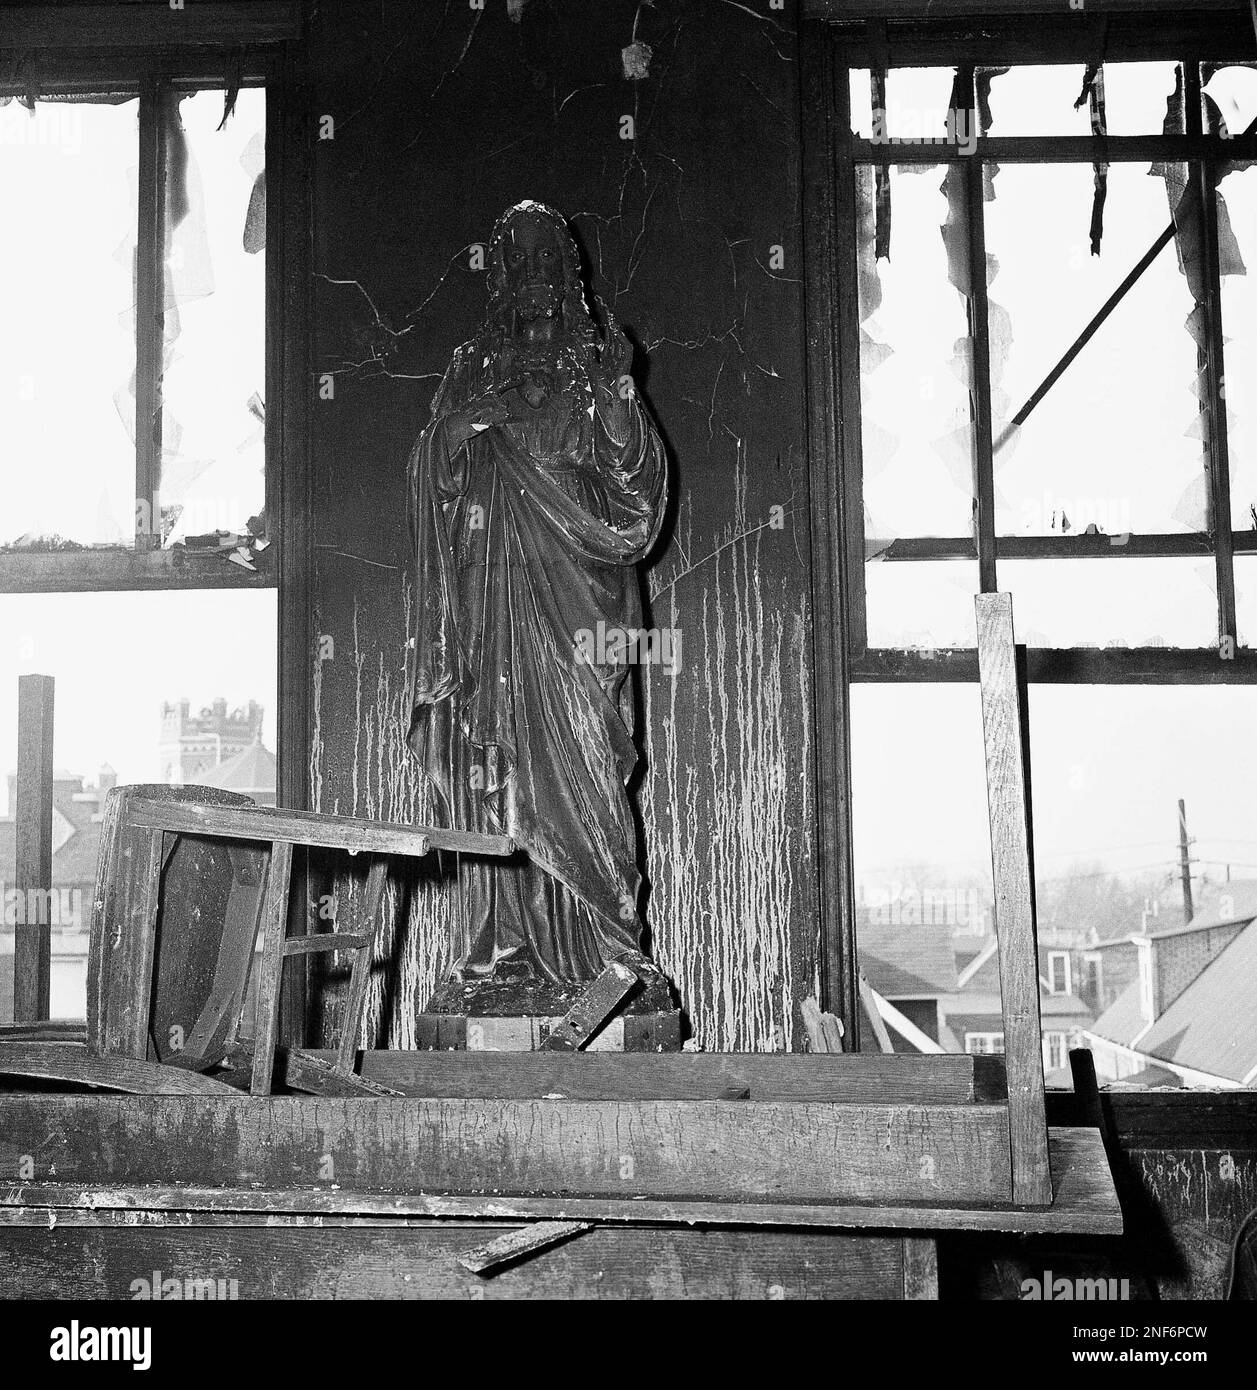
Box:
left=406, top=341, right=666, bottom=984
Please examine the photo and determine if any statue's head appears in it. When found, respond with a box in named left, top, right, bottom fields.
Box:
left=485, top=201, right=596, bottom=350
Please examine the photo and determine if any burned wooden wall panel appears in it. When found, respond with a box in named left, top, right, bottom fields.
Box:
left=303, top=0, right=817, bottom=1050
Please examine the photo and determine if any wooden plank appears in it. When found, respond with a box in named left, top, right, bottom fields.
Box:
left=294, top=1049, right=979, bottom=1103
left=0, top=1224, right=906, bottom=1300
left=335, top=859, right=388, bottom=1071
left=13, top=673, right=54, bottom=1022
left=0, top=1130, right=1121, bottom=1235
left=540, top=961, right=639, bottom=1051
left=224, top=1042, right=403, bottom=1098
left=457, top=1221, right=593, bottom=1276
left=95, top=827, right=166, bottom=1060
left=123, top=797, right=512, bottom=859
left=0, top=547, right=273, bottom=595
left=250, top=840, right=294, bottom=1095
left=975, top=594, right=1052, bottom=1205
left=901, top=1237, right=939, bottom=1300
left=0, top=1094, right=1013, bottom=1206
left=283, top=933, right=371, bottom=956
left=0, top=1043, right=238, bottom=1096
left=858, top=974, right=894, bottom=1053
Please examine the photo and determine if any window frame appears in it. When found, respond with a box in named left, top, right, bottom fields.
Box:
left=1047, top=950, right=1072, bottom=996
left=800, top=5, right=1257, bottom=1039
left=0, top=10, right=312, bottom=1036
left=0, top=57, right=277, bottom=594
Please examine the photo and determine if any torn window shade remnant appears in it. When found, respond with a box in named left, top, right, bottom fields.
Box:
left=858, top=165, right=977, bottom=543
left=870, top=51, right=890, bottom=259
left=1220, top=165, right=1257, bottom=531
left=217, top=48, right=243, bottom=131
left=1074, top=64, right=1109, bottom=255
left=158, top=88, right=266, bottom=548
left=241, top=128, right=265, bottom=254
left=986, top=163, right=1205, bottom=536
left=1203, top=63, right=1257, bottom=143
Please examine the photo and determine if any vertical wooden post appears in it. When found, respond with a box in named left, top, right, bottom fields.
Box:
left=14, top=674, right=54, bottom=1022
left=975, top=594, right=1052, bottom=1206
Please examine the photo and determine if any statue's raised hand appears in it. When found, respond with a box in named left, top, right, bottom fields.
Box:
left=598, top=312, right=635, bottom=391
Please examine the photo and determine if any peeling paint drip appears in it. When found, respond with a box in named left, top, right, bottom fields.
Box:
left=642, top=444, right=806, bottom=1051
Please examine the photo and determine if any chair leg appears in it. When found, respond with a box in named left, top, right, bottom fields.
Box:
left=334, top=858, right=388, bottom=1076
left=250, top=839, right=294, bottom=1096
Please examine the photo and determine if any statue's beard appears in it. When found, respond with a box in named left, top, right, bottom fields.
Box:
left=511, top=281, right=562, bottom=325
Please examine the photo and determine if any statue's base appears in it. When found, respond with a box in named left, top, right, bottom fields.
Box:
left=413, top=1010, right=682, bottom=1052
left=418, top=963, right=682, bottom=1052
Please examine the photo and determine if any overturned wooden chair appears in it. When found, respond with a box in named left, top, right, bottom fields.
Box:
left=85, top=784, right=512, bottom=1095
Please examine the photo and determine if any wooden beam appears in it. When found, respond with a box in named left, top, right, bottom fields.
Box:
left=0, top=1094, right=1014, bottom=1206
left=0, top=1223, right=909, bottom=1300
left=250, top=839, right=294, bottom=1095
left=0, top=3, right=302, bottom=48
left=0, top=1043, right=238, bottom=1096
left=800, top=19, right=861, bottom=1038
left=0, top=547, right=274, bottom=595
left=13, top=674, right=54, bottom=1022
left=292, top=1048, right=984, bottom=1104
left=853, top=646, right=1257, bottom=684
left=901, top=1237, right=939, bottom=1299
left=975, top=594, right=1052, bottom=1205
left=0, top=1128, right=1118, bottom=1235
left=122, top=796, right=512, bottom=859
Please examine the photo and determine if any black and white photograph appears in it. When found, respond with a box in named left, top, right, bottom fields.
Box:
left=0, top=0, right=1255, bottom=1347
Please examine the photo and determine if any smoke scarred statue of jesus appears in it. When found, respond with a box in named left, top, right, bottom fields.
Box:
left=405, top=200, right=669, bottom=1011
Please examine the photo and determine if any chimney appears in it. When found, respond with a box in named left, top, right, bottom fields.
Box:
left=1136, top=918, right=1247, bottom=1026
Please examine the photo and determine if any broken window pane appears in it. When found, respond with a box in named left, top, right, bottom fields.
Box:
left=1000, top=557, right=1217, bottom=648
left=987, top=163, right=1206, bottom=537
left=858, top=164, right=975, bottom=540
left=1202, top=63, right=1257, bottom=137
left=850, top=68, right=874, bottom=137
left=0, top=589, right=277, bottom=1020
left=0, top=99, right=138, bottom=548
left=983, top=66, right=1091, bottom=137
left=866, top=559, right=978, bottom=649
left=157, top=88, right=266, bottom=549
left=880, top=68, right=960, bottom=142
left=851, top=683, right=996, bottom=1054
left=1236, top=556, right=1257, bottom=649
left=1219, top=164, right=1257, bottom=533
left=1105, top=62, right=1184, bottom=136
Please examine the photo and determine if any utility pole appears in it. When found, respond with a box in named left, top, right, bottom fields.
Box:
left=1178, top=797, right=1194, bottom=923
